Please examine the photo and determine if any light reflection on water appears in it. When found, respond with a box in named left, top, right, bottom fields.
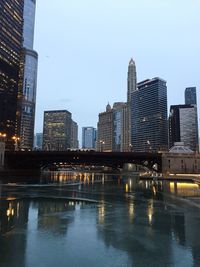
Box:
left=0, top=171, right=200, bottom=266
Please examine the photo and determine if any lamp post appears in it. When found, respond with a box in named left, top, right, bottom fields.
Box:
left=12, top=136, right=20, bottom=151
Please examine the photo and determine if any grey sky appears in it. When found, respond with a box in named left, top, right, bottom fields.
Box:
left=34, top=0, right=200, bottom=141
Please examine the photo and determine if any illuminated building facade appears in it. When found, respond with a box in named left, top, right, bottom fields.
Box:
left=131, top=78, right=168, bottom=152
left=0, top=0, right=24, bottom=149
left=82, top=127, right=96, bottom=149
left=43, top=110, right=72, bottom=151
left=19, top=0, right=38, bottom=150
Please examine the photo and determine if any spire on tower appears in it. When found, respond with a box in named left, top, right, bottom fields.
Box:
left=106, top=102, right=111, bottom=112
left=129, top=58, right=135, bottom=65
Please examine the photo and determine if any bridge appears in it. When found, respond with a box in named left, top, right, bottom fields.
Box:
left=4, top=150, right=162, bottom=171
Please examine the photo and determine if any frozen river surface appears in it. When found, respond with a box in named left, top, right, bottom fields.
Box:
left=1, top=171, right=200, bottom=267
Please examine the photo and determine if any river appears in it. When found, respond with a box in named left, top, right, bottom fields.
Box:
left=0, top=171, right=200, bottom=267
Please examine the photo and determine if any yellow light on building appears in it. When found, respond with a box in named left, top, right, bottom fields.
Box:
left=125, top=183, right=129, bottom=193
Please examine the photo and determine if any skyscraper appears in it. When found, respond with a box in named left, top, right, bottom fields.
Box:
left=34, top=133, right=43, bottom=150
left=19, top=0, right=38, bottom=149
left=131, top=78, right=168, bottom=152
left=127, top=58, right=137, bottom=103
left=127, top=59, right=137, bottom=150
left=97, top=104, right=113, bottom=152
left=185, top=87, right=197, bottom=105
left=113, top=102, right=127, bottom=152
left=97, top=102, right=130, bottom=152
left=0, top=1, right=24, bottom=149
left=43, top=110, right=72, bottom=151
left=71, top=120, right=79, bottom=149
left=169, top=105, right=199, bottom=152
left=82, top=127, right=96, bottom=149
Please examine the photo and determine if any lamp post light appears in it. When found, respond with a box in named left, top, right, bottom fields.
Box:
left=12, top=136, right=20, bottom=151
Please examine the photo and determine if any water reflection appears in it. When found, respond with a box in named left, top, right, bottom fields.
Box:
left=0, top=199, right=29, bottom=267
left=0, top=199, right=29, bottom=235
left=0, top=172, right=200, bottom=266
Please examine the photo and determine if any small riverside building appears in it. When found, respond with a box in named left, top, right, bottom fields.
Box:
left=162, top=143, right=200, bottom=174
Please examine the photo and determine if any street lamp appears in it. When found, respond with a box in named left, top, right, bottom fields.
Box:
left=0, top=133, right=6, bottom=138
left=12, top=136, right=20, bottom=151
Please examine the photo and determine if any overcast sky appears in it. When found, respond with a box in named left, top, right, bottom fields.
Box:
left=34, top=0, right=200, bottom=141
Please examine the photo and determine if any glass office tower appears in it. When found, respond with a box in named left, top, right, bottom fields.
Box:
left=131, top=78, right=168, bottom=152
left=19, top=0, right=38, bottom=149
left=82, top=127, right=96, bottom=149
left=0, top=1, right=24, bottom=149
left=185, top=87, right=197, bottom=105
left=169, top=104, right=199, bottom=152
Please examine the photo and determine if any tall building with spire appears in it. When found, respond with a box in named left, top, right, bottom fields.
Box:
left=127, top=58, right=137, bottom=103
left=0, top=0, right=24, bottom=150
left=19, top=0, right=38, bottom=149
left=127, top=58, right=137, bottom=150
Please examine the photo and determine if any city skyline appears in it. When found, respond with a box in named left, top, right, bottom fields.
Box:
left=34, top=0, right=200, bottom=141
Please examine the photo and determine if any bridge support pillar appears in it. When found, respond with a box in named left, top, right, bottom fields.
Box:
left=123, top=163, right=140, bottom=172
